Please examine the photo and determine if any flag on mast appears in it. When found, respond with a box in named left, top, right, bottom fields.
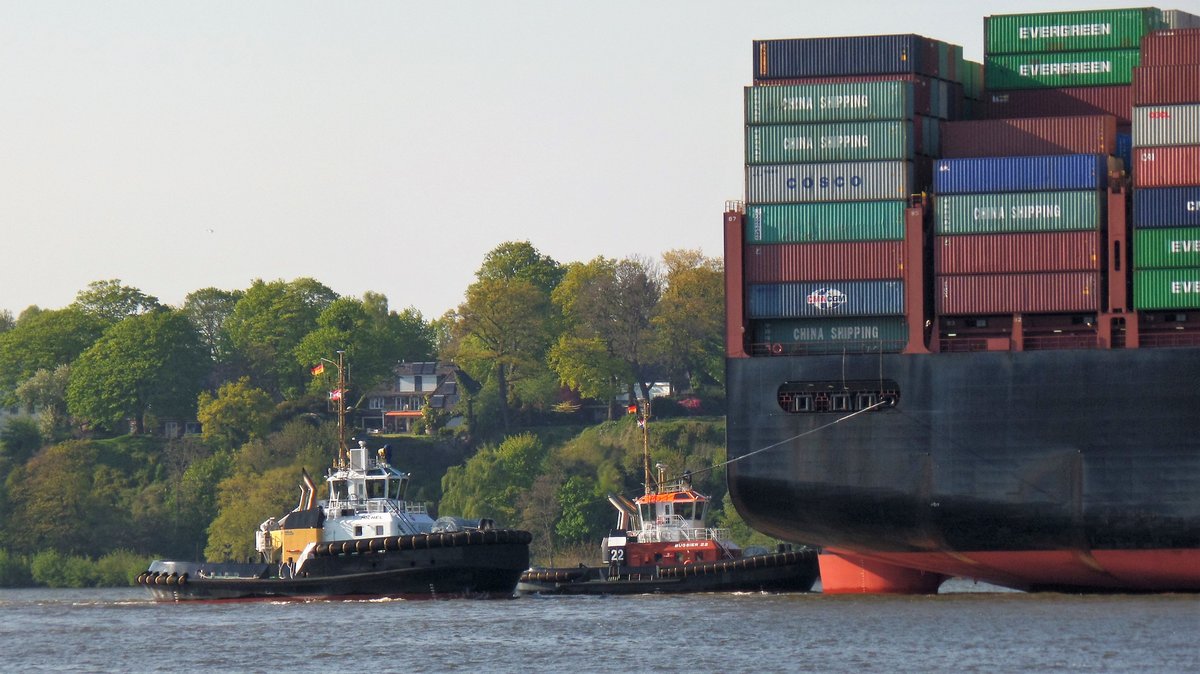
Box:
left=311, top=363, right=325, bottom=376
left=329, top=389, right=343, bottom=400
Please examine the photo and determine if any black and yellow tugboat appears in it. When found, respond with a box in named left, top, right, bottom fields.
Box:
left=516, top=403, right=818, bottom=596
left=139, top=354, right=531, bottom=601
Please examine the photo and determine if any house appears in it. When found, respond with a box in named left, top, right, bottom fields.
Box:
left=357, top=361, right=469, bottom=434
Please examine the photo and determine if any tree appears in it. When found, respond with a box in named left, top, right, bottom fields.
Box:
left=3, top=441, right=119, bottom=555
left=476, top=240, right=565, bottom=294
left=294, top=293, right=435, bottom=396
left=71, top=279, right=160, bottom=323
left=0, top=307, right=106, bottom=404
left=0, top=417, right=41, bottom=464
left=223, top=278, right=337, bottom=399
left=550, top=256, right=662, bottom=414
left=182, top=287, right=243, bottom=364
left=453, top=278, right=556, bottom=433
left=0, top=309, right=13, bottom=333
left=196, top=377, right=274, bottom=450
left=439, top=433, right=547, bottom=524
left=652, top=249, right=725, bottom=390
left=14, top=365, right=71, bottom=440
left=67, top=309, right=208, bottom=434
left=554, top=475, right=608, bottom=546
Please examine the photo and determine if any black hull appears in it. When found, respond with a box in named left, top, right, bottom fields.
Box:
left=141, top=531, right=531, bottom=601
left=725, top=348, right=1200, bottom=592
left=515, top=550, right=819, bottom=595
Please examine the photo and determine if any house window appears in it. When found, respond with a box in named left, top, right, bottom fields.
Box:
left=369, top=397, right=384, bottom=410
left=414, top=375, right=424, bottom=392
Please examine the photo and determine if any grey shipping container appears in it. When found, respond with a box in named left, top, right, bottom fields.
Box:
left=1164, top=10, right=1200, bottom=30
left=745, top=241, right=906, bottom=283
left=748, top=280, right=905, bottom=319
left=750, top=316, right=909, bottom=353
left=936, top=272, right=1101, bottom=315
left=1133, top=268, right=1200, bottom=309
left=934, top=190, right=1103, bottom=235
left=745, top=119, right=939, bottom=164
left=941, top=115, right=1118, bottom=158
left=745, top=81, right=915, bottom=124
left=746, top=160, right=928, bottom=204
left=1132, top=227, right=1200, bottom=269
left=934, top=231, right=1102, bottom=275
left=1132, top=104, right=1200, bottom=148
left=745, top=201, right=907, bottom=243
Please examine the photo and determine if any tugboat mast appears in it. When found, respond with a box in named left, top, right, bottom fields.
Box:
left=320, top=350, right=350, bottom=467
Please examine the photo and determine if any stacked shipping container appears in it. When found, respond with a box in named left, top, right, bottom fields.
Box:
left=1131, top=28, right=1200, bottom=310
left=979, top=8, right=1166, bottom=170
left=744, top=35, right=966, bottom=354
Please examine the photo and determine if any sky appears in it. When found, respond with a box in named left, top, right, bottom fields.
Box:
left=1, top=0, right=1191, bottom=321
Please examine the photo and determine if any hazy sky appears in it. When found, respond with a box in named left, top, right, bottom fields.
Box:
left=1, top=0, right=1187, bottom=320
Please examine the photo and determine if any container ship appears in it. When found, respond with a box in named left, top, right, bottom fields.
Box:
left=725, top=9, right=1200, bottom=593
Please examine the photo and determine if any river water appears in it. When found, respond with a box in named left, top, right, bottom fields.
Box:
left=1, top=580, right=1196, bottom=673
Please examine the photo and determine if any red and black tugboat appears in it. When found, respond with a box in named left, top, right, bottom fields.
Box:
left=516, top=404, right=818, bottom=595
left=138, top=353, right=531, bottom=601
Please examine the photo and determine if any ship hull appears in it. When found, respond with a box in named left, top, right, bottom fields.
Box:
left=140, top=530, right=531, bottom=601
left=725, top=348, right=1200, bottom=592
left=515, top=549, right=819, bottom=595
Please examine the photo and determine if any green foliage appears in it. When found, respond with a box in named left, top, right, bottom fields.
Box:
left=196, top=377, right=273, bottom=450
left=0, top=307, right=106, bottom=404
left=94, top=549, right=150, bottom=586
left=0, top=416, right=41, bottom=463
left=475, top=240, right=564, bottom=294
left=71, top=279, right=160, bottom=323
left=554, top=475, right=607, bottom=545
left=0, top=549, right=33, bottom=586
left=653, top=250, right=725, bottom=390
left=183, top=287, right=243, bottom=363
left=67, top=309, right=209, bottom=434
left=14, top=365, right=71, bottom=441
left=223, top=278, right=337, bottom=399
left=440, top=432, right=548, bottom=524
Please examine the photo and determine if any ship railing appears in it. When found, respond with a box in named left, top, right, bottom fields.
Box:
left=633, top=523, right=730, bottom=543
left=751, top=340, right=906, bottom=357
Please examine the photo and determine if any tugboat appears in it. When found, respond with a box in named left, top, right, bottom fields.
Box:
left=139, top=353, right=531, bottom=601
left=516, top=403, right=818, bottom=595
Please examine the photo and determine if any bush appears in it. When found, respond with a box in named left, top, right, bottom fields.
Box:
left=95, top=549, right=150, bottom=586
left=0, top=549, right=33, bottom=587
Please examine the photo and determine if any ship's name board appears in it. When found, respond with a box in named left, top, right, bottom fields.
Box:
left=1018, top=60, right=1113, bottom=77
left=1018, top=23, right=1112, bottom=39
left=783, top=135, right=871, bottom=150
left=973, top=204, right=1063, bottom=220
left=1169, top=239, right=1200, bottom=253
left=794, top=325, right=881, bottom=340
left=1171, top=280, right=1200, bottom=294
left=780, top=95, right=872, bottom=111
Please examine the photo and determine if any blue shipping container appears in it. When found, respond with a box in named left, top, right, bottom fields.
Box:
left=753, top=34, right=958, bottom=81
left=748, top=281, right=905, bottom=319
left=1116, top=132, right=1132, bottom=174
left=1133, top=187, right=1200, bottom=228
left=933, top=154, right=1110, bottom=194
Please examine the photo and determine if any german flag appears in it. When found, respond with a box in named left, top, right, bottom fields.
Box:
left=310, top=363, right=325, bottom=376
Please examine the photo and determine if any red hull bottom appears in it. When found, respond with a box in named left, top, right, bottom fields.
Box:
left=820, top=548, right=1200, bottom=593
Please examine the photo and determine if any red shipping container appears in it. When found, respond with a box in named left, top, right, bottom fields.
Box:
left=1141, top=29, right=1200, bottom=66
left=933, top=232, right=1102, bottom=275
left=745, top=242, right=905, bottom=283
left=1133, top=65, right=1200, bottom=105
left=1132, top=145, right=1200, bottom=188
left=936, top=272, right=1101, bottom=315
left=941, top=115, right=1118, bottom=158
left=976, top=86, right=1133, bottom=124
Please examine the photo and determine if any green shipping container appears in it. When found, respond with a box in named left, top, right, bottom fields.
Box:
left=1133, top=227, right=1200, bottom=269
left=986, top=49, right=1140, bottom=90
left=985, top=8, right=1164, bottom=54
left=745, top=81, right=914, bottom=124
left=745, top=201, right=906, bottom=243
left=750, top=317, right=909, bottom=354
left=935, top=190, right=1102, bottom=235
left=1133, top=268, right=1200, bottom=309
left=746, top=119, right=938, bottom=164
